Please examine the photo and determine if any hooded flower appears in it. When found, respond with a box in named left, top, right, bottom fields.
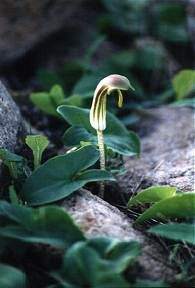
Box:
left=90, top=74, right=134, bottom=131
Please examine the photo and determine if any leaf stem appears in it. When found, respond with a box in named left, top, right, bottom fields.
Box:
left=97, top=129, right=105, bottom=198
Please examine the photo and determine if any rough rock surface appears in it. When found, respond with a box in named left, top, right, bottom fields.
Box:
left=0, top=0, right=84, bottom=66
left=0, top=81, right=22, bottom=150
left=119, top=106, right=194, bottom=193
left=62, top=189, right=175, bottom=281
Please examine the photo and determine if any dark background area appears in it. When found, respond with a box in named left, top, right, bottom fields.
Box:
left=0, top=0, right=194, bottom=105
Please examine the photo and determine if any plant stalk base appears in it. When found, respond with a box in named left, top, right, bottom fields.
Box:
left=97, top=130, right=106, bottom=198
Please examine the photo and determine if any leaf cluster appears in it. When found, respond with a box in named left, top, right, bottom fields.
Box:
left=128, top=186, right=195, bottom=245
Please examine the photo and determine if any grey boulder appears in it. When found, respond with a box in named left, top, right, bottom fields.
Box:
left=0, top=81, right=22, bottom=150
left=62, top=189, right=175, bottom=282
left=0, top=0, right=84, bottom=65
left=119, top=106, right=194, bottom=193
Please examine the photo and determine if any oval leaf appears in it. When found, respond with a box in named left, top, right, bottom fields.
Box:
left=57, top=105, right=140, bottom=156
left=21, top=145, right=114, bottom=206
left=30, top=84, right=65, bottom=116
left=172, top=70, right=195, bottom=99
left=136, top=192, right=195, bottom=224
left=0, top=263, right=26, bottom=288
left=0, top=203, right=84, bottom=248
left=148, top=223, right=195, bottom=245
left=128, top=186, right=177, bottom=207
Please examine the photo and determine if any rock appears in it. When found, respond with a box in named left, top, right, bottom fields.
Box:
left=119, top=106, right=194, bottom=193
left=0, top=81, right=22, bottom=150
left=62, top=189, right=175, bottom=282
left=0, top=0, right=84, bottom=66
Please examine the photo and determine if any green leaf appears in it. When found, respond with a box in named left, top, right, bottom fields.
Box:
left=0, top=149, right=23, bottom=163
left=9, top=186, right=20, bottom=205
left=0, top=263, right=26, bottom=288
left=0, top=201, right=30, bottom=224
left=72, top=51, right=138, bottom=96
left=76, top=169, right=116, bottom=182
left=37, top=69, right=64, bottom=90
left=136, top=192, right=195, bottom=224
left=101, top=0, right=148, bottom=34
left=128, top=186, right=177, bottom=207
left=157, top=24, right=189, bottom=43
left=148, top=223, right=195, bottom=245
left=64, top=126, right=94, bottom=146
left=63, top=93, right=92, bottom=107
left=58, top=105, right=95, bottom=133
left=87, top=237, right=140, bottom=273
left=30, top=92, right=55, bottom=115
left=50, top=84, right=65, bottom=102
left=157, top=3, right=186, bottom=25
left=30, top=84, right=65, bottom=116
left=73, top=74, right=100, bottom=95
left=0, top=201, right=84, bottom=248
left=0, top=149, right=27, bottom=180
left=21, top=145, right=114, bottom=206
left=57, top=105, right=140, bottom=156
left=53, top=241, right=131, bottom=288
left=155, top=3, right=189, bottom=43
left=172, top=70, right=195, bottom=99
left=133, top=44, right=167, bottom=71
left=25, top=135, right=49, bottom=169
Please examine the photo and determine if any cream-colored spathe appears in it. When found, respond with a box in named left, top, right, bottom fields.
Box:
left=89, top=74, right=134, bottom=198
left=90, top=74, right=133, bottom=131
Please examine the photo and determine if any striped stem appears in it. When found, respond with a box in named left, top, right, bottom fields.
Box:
left=97, top=129, right=105, bottom=198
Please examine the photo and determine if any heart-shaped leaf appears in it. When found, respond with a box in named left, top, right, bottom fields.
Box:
left=21, top=145, right=115, bottom=206
left=128, top=186, right=177, bottom=207
left=148, top=223, right=195, bottom=245
left=0, top=201, right=84, bottom=248
left=136, top=192, right=195, bottom=224
left=57, top=105, right=140, bottom=156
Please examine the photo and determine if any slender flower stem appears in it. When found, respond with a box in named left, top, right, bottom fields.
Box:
left=97, top=129, right=105, bottom=198
left=90, top=75, right=133, bottom=199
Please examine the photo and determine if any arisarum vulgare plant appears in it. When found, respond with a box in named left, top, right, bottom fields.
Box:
left=89, top=74, right=134, bottom=196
